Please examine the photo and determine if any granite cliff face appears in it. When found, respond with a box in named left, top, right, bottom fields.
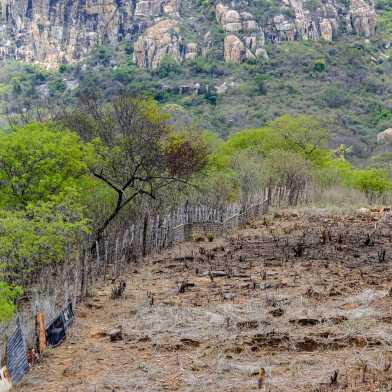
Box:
left=0, top=0, right=181, bottom=67
left=0, top=0, right=377, bottom=69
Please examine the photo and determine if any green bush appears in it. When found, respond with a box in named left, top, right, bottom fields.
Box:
left=349, top=169, right=392, bottom=196
left=157, top=56, right=183, bottom=78
left=204, top=88, right=218, bottom=105
left=0, top=283, right=22, bottom=322
left=112, top=66, right=133, bottom=83
left=320, top=85, right=349, bottom=108
left=255, top=75, right=268, bottom=95
left=48, top=77, right=66, bottom=96
left=314, top=58, right=326, bottom=72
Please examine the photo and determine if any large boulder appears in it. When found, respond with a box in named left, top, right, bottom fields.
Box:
left=377, top=128, right=392, bottom=144
left=224, top=35, right=246, bottom=63
left=223, top=9, right=242, bottom=32
left=162, top=0, right=181, bottom=15
left=133, top=19, right=181, bottom=69
left=319, top=19, right=333, bottom=41
left=350, top=0, right=376, bottom=37
left=216, top=3, right=256, bottom=32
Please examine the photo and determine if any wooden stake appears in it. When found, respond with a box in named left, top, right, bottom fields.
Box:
left=36, top=312, right=46, bottom=355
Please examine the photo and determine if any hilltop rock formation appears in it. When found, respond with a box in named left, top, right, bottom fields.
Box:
left=0, top=0, right=378, bottom=68
left=216, top=0, right=376, bottom=64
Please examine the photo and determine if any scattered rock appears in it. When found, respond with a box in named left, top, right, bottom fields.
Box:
left=289, top=318, right=319, bottom=326
left=237, top=320, right=259, bottom=329
left=270, top=308, right=284, bottom=317
left=180, top=338, right=200, bottom=347
left=108, top=327, right=123, bottom=342
left=223, top=292, right=236, bottom=301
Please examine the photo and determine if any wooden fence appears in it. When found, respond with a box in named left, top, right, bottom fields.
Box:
left=0, top=195, right=269, bottom=387
left=92, top=197, right=269, bottom=281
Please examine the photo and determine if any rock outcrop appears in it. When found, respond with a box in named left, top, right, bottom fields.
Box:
left=216, top=0, right=376, bottom=64
left=377, top=129, right=392, bottom=144
left=216, top=4, right=258, bottom=33
left=133, top=19, right=180, bottom=69
left=184, top=42, right=198, bottom=61
left=319, top=19, right=333, bottom=42
left=224, top=35, right=246, bottom=63
left=135, top=0, right=180, bottom=17
left=350, top=0, right=377, bottom=37
left=0, top=0, right=181, bottom=68
left=0, top=0, right=378, bottom=68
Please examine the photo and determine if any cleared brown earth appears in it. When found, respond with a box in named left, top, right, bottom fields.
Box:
left=15, top=210, right=392, bottom=391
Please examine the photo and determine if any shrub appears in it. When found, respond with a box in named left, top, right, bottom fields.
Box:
left=255, top=75, right=268, bottom=95
left=321, top=85, right=349, bottom=108
left=0, top=283, right=22, bottom=322
left=349, top=169, right=392, bottom=198
left=157, top=56, right=183, bottom=78
left=204, top=88, right=218, bottom=105
left=112, top=66, right=133, bottom=83
left=314, top=58, right=326, bottom=72
left=48, top=77, right=66, bottom=96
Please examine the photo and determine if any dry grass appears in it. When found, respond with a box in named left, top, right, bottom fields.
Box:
left=15, top=209, right=392, bottom=391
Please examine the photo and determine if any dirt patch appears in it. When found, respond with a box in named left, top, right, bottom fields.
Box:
left=15, top=210, right=392, bottom=391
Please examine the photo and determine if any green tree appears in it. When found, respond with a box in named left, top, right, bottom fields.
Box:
left=314, top=58, right=326, bottom=72
left=268, top=115, right=330, bottom=164
left=255, top=75, right=268, bottom=95
left=0, top=123, right=93, bottom=284
left=48, top=76, right=66, bottom=96
left=0, top=123, right=94, bottom=207
left=349, top=169, right=392, bottom=199
left=0, top=197, right=89, bottom=284
left=0, top=282, right=22, bottom=322
left=157, top=55, right=183, bottom=78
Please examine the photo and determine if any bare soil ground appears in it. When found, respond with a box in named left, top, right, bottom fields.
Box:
left=15, top=209, right=392, bottom=391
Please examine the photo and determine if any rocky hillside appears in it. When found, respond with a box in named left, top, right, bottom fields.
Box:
left=1, top=0, right=392, bottom=166
left=0, top=0, right=377, bottom=68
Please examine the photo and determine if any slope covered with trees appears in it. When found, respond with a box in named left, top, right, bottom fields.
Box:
left=0, top=98, right=391, bottom=321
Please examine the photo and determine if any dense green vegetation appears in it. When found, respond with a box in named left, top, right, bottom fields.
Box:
left=0, top=103, right=391, bottom=321
left=0, top=98, right=210, bottom=320
left=204, top=114, right=392, bottom=203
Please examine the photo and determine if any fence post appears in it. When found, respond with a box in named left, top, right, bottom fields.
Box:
left=142, top=214, right=148, bottom=257
left=36, top=312, right=46, bottom=355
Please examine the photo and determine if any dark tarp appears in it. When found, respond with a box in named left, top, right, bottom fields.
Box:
left=6, top=318, right=29, bottom=385
left=45, top=314, right=66, bottom=347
